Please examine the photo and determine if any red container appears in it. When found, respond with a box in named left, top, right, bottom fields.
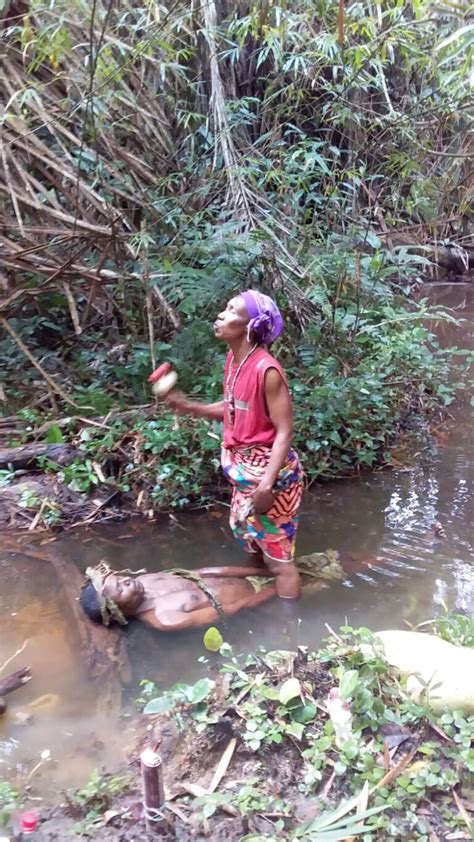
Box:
left=148, top=362, right=172, bottom=384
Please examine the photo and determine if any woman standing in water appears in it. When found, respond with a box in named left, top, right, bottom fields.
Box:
left=165, top=290, right=304, bottom=599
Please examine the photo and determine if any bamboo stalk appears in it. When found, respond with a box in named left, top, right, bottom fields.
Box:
left=62, top=281, right=82, bottom=335
left=141, top=220, right=156, bottom=370
left=0, top=139, right=24, bottom=236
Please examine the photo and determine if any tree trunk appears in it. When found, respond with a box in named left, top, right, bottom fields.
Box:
left=0, top=443, right=81, bottom=470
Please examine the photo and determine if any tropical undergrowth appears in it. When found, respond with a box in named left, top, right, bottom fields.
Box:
left=1, top=260, right=468, bottom=524
left=0, top=0, right=472, bottom=523
left=68, top=619, right=473, bottom=841
left=138, top=621, right=473, bottom=841
left=3, top=619, right=472, bottom=839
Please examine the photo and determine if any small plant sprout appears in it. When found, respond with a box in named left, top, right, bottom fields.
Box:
left=26, top=749, right=51, bottom=783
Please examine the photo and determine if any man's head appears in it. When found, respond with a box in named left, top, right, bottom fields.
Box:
left=80, top=563, right=145, bottom=626
left=102, top=573, right=144, bottom=615
left=214, top=290, right=284, bottom=346
left=80, top=582, right=103, bottom=624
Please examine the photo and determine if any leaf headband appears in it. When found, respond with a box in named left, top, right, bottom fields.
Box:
left=82, top=560, right=146, bottom=626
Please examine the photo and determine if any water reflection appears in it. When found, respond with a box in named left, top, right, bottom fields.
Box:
left=0, top=554, right=124, bottom=797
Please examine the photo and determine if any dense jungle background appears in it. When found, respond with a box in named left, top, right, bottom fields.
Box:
left=0, top=0, right=472, bottom=521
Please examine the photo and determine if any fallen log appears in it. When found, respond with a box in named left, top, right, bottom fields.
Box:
left=0, top=443, right=81, bottom=470
left=0, top=666, right=32, bottom=696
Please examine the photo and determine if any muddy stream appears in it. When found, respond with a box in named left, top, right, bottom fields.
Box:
left=0, top=283, right=472, bottom=801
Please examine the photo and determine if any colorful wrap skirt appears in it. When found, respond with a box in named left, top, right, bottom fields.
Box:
left=221, top=445, right=304, bottom=562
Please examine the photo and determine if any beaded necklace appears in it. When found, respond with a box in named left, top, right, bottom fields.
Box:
left=225, top=344, right=257, bottom=426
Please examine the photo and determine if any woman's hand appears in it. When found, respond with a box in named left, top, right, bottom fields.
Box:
left=252, top=481, right=275, bottom=515
left=163, top=390, right=191, bottom=414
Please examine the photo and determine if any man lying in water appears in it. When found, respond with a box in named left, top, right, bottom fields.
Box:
left=80, top=554, right=343, bottom=632
left=80, top=561, right=277, bottom=632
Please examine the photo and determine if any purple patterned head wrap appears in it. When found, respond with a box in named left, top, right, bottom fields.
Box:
left=240, top=290, right=284, bottom=345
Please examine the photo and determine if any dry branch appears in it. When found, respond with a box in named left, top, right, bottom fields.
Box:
left=0, top=667, right=32, bottom=696
left=0, top=316, right=79, bottom=407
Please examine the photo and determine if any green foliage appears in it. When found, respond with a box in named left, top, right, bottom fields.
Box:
left=417, top=612, right=474, bottom=648
left=58, top=460, right=104, bottom=494
left=138, top=417, right=220, bottom=509
left=18, top=488, right=41, bottom=509
left=0, top=0, right=470, bottom=520
left=71, top=769, right=130, bottom=832
left=0, top=782, right=18, bottom=829
left=72, top=769, right=129, bottom=810
left=137, top=621, right=474, bottom=838
left=289, top=299, right=462, bottom=480
left=46, top=424, right=64, bottom=444
left=19, top=490, right=61, bottom=526
left=0, top=465, right=16, bottom=487
left=142, top=677, right=215, bottom=717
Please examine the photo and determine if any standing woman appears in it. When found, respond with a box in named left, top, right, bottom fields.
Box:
left=165, top=290, right=304, bottom=599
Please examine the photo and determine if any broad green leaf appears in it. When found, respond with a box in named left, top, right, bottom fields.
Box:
left=260, top=685, right=280, bottom=701
left=279, top=677, right=301, bottom=705
left=46, top=423, right=65, bottom=444
left=203, top=627, right=223, bottom=652
left=285, top=721, right=304, bottom=740
left=339, top=670, right=360, bottom=700
left=184, top=678, right=215, bottom=704
left=143, top=695, right=175, bottom=715
left=292, top=702, right=317, bottom=724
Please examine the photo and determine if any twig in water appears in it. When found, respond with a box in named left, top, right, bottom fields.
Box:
left=0, top=640, right=28, bottom=675
left=324, top=622, right=344, bottom=643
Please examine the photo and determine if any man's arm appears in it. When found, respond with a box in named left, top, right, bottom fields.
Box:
left=253, top=368, right=293, bottom=515
left=165, top=391, right=224, bottom=421
left=140, top=585, right=277, bottom=632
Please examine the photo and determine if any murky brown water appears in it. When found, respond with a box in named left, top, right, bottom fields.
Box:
left=0, top=282, right=472, bottom=799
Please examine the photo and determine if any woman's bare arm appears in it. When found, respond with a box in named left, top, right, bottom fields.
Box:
left=165, top=391, right=224, bottom=421
left=198, top=566, right=272, bottom=578
left=252, top=368, right=293, bottom=515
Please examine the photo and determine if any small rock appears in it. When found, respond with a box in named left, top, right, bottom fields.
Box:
left=13, top=709, right=33, bottom=726
left=432, top=521, right=447, bottom=538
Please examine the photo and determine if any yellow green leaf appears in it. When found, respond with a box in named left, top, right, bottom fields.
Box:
left=203, top=627, right=224, bottom=652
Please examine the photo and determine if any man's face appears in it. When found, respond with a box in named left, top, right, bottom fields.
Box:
left=213, top=296, right=249, bottom=343
left=102, top=574, right=144, bottom=616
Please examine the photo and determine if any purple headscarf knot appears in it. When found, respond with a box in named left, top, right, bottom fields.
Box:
left=240, top=290, right=284, bottom=345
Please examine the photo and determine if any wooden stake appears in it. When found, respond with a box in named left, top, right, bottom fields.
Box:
left=141, top=748, right=166, bottom=833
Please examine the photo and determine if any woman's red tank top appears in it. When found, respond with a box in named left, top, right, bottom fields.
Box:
left=222, top=347, right=288, bottom=449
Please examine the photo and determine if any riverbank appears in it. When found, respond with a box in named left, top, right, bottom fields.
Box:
left=0, top=270, right=472, bottom=530
left=0, top=409, right=449, bottom=532
left=0, top=314, right=469, bottom=530
left=2, top=622, right=473, bottom=841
